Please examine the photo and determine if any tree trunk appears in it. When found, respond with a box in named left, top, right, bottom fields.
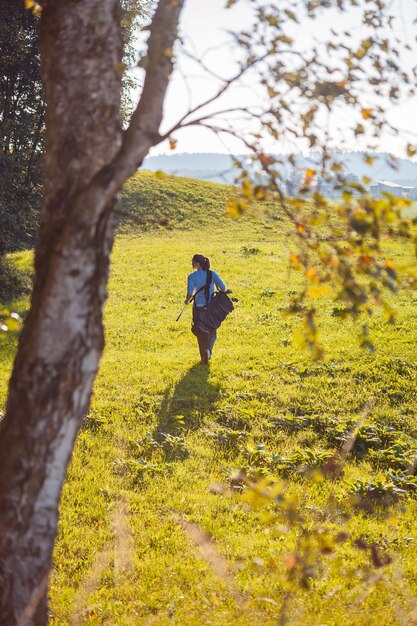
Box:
left=0, top=0, right=185, bottom=621
left=0, top=1, right=122, bottom=623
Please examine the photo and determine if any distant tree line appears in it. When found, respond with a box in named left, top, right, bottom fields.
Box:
left=0, top=0, right=44, bottom=259
left=0, top=0, right=147, bottom=299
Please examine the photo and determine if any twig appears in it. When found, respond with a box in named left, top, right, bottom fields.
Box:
left=161, top=52, right=269, bottom=139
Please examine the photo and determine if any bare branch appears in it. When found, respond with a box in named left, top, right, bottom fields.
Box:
left=179, top=46, right=233, bottom=83
left=162, top=52, right=269, bottom=137
left=160, top=106, right=264, bottom=140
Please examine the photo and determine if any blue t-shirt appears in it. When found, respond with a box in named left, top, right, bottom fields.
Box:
left=187, top=270, right=226, bottom=307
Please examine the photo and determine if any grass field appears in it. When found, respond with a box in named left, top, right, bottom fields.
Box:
left=1, top=173, right=417, bottom=625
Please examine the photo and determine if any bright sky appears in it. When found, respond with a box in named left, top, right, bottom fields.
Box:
left=140, top=0, right=417, bottom=157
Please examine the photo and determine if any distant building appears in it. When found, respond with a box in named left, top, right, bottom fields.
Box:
left=286, top=171, right=303, bottom=196
left=369, top=180, right=417, bottom=199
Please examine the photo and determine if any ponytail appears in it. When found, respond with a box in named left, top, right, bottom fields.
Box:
left=192, top=254, right=210, bottom=271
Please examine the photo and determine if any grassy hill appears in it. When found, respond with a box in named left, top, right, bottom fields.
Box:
left=120, top=171, right=282, bottom=232
left=1, top=175, right=417, bottom=625
left=120, top=171, right=236, bottom=230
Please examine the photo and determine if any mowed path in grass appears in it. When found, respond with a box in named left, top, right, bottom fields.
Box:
left=2, top=178, right=417, bottom=624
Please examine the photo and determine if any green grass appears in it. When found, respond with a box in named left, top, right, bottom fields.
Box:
left=120, top=171, right=236, bottom=231
left=1, top=173, right=417, bottom=625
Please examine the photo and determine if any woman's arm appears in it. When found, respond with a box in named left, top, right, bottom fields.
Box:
left=213, top=271, right=226, bottom=291
left=185, top=274, right=194, bottom=304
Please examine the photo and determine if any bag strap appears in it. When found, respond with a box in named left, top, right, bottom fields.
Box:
left=190, top=270, right=212, bottom=305
left=204, top=270, right=213, bottom=304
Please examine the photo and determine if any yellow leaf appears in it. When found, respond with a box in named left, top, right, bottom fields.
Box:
left=277, top=35, right=294, bottom=45
left=358, top=254, right=372, bottom=265
left=241, top=178, right=252, bottom=198
left=396, top=197, right=412, bottom=207
left=361, top=108, right=373, bottom=120
left=169, top=137, right=177, bottom=151
left=211, top=593, right=221, bottom=607
left=24, top=0, right=41, bottom=14
left=284, top=553, right=297, bottom=570
left=306, top=267, right=319, bottom=281
left=304, top=169, right=316, bottom=184
left=259, top=153, right=271, bottom=166
left=226, top=198, right=247, bottom=217
left=254, top=186, right=267, bottom=200
left=364, top=154, right=375, bottom=165
left=307, top=285, right=330, bottom=299
left=293, top=329, right=306, bottom=348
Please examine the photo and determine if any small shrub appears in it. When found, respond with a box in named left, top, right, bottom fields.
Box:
left=0, top=257, right=31, bottom=302
left=215, top=427, right=248, bottom=450
left=241, top=245, right=261, bottom=256
left=260, top=288, right=276, bottom=298
left=350, top=471, right=417, bottom=506
left=158, top=432, right=191, bottom=460
left=216, top=408, right=251, bottom=431
left=82, top=410, right=106, bottom=432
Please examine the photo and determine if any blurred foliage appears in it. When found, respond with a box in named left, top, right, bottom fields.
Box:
left=0, top=304, right=22, bottom=339
left=240, top=472, right=397, bottom=624
left=218, top=0, right=417, bottom=357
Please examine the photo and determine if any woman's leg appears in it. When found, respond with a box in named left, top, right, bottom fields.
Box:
left=207, top=328, right=217, bottom=356
left=193, top=308, right=209, bottom=363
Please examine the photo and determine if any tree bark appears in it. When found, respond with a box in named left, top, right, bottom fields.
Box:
left=0, top=0, right=185, bottom=623
left=0, top=1, right=122, bottom=623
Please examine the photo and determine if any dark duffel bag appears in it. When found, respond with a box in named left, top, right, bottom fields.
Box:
left=195, top=291, right=235, bottom=333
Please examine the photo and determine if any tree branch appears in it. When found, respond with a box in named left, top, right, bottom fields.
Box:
left=161, top=52, right=268, bottom=135
left=159, top=106, right=264, bottom=140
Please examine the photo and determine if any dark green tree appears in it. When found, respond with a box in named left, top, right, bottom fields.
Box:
left=120, top=0, right=151, bottom=125
left=0, top=0, right=146, bottom=301
left=0, top=0, right=44, bottom=259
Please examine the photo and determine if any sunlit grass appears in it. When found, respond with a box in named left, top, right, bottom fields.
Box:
left=1, top=175, right=417, bottom=625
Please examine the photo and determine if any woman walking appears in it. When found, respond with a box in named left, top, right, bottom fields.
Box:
left=185, top=254, right=226, bottom=364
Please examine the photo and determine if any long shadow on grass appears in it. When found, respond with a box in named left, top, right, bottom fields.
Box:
left=153, top=363, right=220, bottom=461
